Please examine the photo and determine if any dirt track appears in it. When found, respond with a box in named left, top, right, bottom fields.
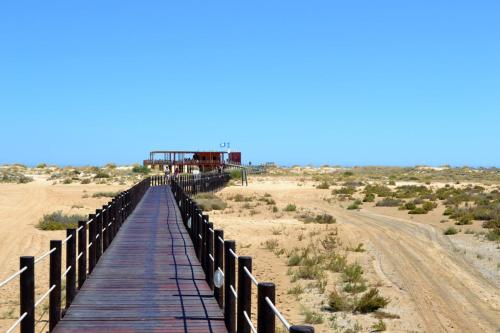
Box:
left=334, top=208, right=500, bottom=332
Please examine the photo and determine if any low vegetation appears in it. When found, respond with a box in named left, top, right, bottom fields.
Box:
left=37, top=211, right=87, bottom=230
left=193, top=193, right=227, bottom=211
left=92, top=191, right=120, bottom=198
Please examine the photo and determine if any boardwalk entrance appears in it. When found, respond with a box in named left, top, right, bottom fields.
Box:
left=53, top=186, right=227, bottom=332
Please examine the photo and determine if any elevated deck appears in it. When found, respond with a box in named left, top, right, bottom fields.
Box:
left=53, top=186, right=227, bottom=333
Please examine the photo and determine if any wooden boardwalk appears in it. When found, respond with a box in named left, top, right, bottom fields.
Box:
left=53, top=186, right=227, bottom=333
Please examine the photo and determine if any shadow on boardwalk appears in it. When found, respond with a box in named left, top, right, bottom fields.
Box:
left=54, top=186, right=227, bottom=333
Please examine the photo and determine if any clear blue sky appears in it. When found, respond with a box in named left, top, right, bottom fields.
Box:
left=0, top=1, right=498, bottom=167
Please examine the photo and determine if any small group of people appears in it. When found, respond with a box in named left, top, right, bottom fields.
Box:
left=164, top=165, right=179, bottom=182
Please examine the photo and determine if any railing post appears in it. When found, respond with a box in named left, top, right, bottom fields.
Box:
left=257, top=282, right=275, bottom=333
left=78, top=221, right=87, bottom=288
left=102, top=206, right=108, bottom=252
left=202, top=214, right=209, bottom=275
left=237, top=256, right=252, bottom=333
left=95, top=209, right=103, bottom=262
left=207, top=221, right=214, bottom=289
left=290, top=326, right=315, bottom=333
left=66, top=228, right=76, bottom=308
left=196, top=209, right=203, bottom=260
left=214, top=229, right=224, bottom=308
left=88, top=214, right=96, bottom=274
left=20, top=256, right=35, bottom=333
left=224, top=240, right=236, bottom=333
left=49, top=240, right=62, bottom=331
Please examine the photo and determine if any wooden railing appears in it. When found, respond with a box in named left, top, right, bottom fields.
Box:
left=0, top=178, right=150, bottom=333
left=169, top=176, right=315, bottom=333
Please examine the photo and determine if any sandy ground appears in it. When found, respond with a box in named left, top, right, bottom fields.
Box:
left=1, top=174, right=499, bottom=332
left=210, top=177, right=500, bottom=332
left=0, top=176, right=129, bottom=332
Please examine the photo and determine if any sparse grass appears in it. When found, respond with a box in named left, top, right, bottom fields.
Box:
left=229, top=169, right=242, bottom=180
left=372, top=319, right=387, bottom=331
left=287, top=284, right=304, bottom=296
left=373, top=311, right=400, bottom=319
left=326, top=254, right=347, bottom=272
left=303, top=309, right=324, bottom=324
left=193, top=193, right=227, bottom=211
left=231, top=194, right=253, bottom=202
left=342, top=263, right=364, bottom=283
left=37, top=211, right=87, bottom=230
left=283, top=203, right=297, bottom=212
left=263, top=239, right=279, bottom=250
left=92, top=191, right=120, bottom=198
left=444, top=227, right=459, bottom=235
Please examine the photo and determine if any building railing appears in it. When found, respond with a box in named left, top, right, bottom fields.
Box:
left=169, top=176, right=315, bottom=333
left=0, top=178, right=150, bottom=333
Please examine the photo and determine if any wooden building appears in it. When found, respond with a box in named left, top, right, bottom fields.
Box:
left=143, top=150, right=242, bottom=173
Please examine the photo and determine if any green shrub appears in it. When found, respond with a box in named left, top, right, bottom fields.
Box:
left=344, top=282, right=368, bottom=294
left=36, top=163, right=47, bottom=168
left=354, top=288, right=389, bottom=313
left=315, top=214, right=336, bottom=224
left=283, top=204, right=297, bottom=212
left=229, top=169, right=242, bottom=180
left=363, top=193, right=375, bottom=202
left=94, top=171, right=111, bottom=178
left=486, top=229, right=500, bottom=241
left=131, top=165, right=150, bottom=174
left=376, top=198, right=403, bottom=207
left=328, top=290, right=349, bottom=311
left=347, top=203, right=360, bottom=210
left=92, top=191, right=120, bottom=198
left=364, top=184, right=392, bottom=197
left=342, top=263, right=364, bottom=283
left=80, top=179, right=91, bottom=184
left=272, top=206, right=278, bottom=213
left=408, top=207, right=428, bottom=214
left=316, top=181, right=330, bottom=189
left=444, top=227, right=459, bottom=235
left=333, top=186, right=356, bottom=195
left=287, top=254, right=301, bottom=266
left=292, top=265, right=324, bottom=281
left=62, top=178, right=73, bottom=184
left=455, top=216, right=472, bottom=225
left=37, top=211, right=87, bottom=230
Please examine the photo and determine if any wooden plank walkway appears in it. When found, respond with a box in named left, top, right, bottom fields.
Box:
left=53, top=186, right=227, bottom=333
